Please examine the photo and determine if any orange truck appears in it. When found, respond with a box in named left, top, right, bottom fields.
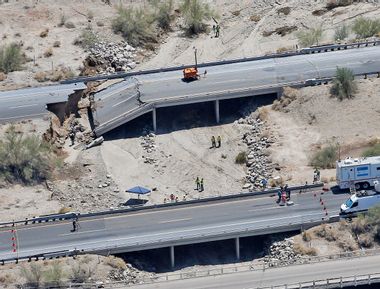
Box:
left=182, top=48, right=200, bottom=81
left=183, top=67, right=199, bottom=81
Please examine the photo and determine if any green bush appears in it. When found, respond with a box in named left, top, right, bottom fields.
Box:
left=0, top=126, right=54, bottom=184
left=20, top=263, right=44, bottom=289
left=44, top=262, right=66, bottom=288
left=154, top=0, right=174, bottom=31
left=75, top=28, right=99, bottom=49
left=0, top=43, right=23, bottom=73
left=334, top=24, right=349, bottom=41
left=297, top=26, right=323, bottom=47
left=112, top=6, right=157, bottom=46
left=235, top=151, right=247, bottom=165
left=331, top=67, right=357, bottom=100
left=362, top=143, right=380, bottom=157
left=181, top=0, right=214, bottom=35
left=352, top=17, right=380, bottom=39
left=310, top=144, right=338, bottom=169
left=70, top=264, right=96, bottom=283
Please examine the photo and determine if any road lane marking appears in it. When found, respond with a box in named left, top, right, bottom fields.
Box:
left=112, top=92, right=139, bottom=107
left=58, top=228, right=106, bottom=236
left=0, top=112, right=46, bottom=121
left=159, top=218, right=192, bottom=224
left=9, top=104, right=38, bottom=109
left=247, top=204, right=299, bottom=212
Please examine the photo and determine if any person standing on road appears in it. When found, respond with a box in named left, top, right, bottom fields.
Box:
left=196, top=177, right=200, bottom=191
left=72, top=219, right=77, bottom=232
left=217, top=135, right=221, bottom=148
left=277, top=189, right=281, bottom=203
left=285, top=184, right=290, bottom=200
left=200, top=178, right=204, bottom=192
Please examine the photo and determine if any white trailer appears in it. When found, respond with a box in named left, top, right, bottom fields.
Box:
left=336, top=156, right=380, bottom=190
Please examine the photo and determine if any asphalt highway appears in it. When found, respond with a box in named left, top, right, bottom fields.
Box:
left=132, top=254, right=380, bottom=289
left=93, top=46, right=380, bottom=134
left=0, top=190, right=349, bottom=262
left=0, top=82, right=86, bottom=123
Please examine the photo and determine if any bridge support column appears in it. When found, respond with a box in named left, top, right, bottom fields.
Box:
left=170, top=246, right=175, bottom=268
left=214, top=100, right=220, bottom=124
left=152, top=108, right=157, bottom=132
left=235, top=237, right=240, bottom=260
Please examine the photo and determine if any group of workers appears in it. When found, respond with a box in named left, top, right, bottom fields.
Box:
left=277, top=184, right=291, bottom=205
left=195, top=177, right=205, bottom=192
left=212, top=24, right=221, bottom=38
left=211, top=135, right=222, bottom=148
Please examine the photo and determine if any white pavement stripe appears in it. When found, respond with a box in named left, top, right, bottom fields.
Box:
left=9, top=104, right=38, bottom=109
left=247, top=204, right=299, bottom=212
left=159, top=218, right=192, bottom=224
left=111, top=92, right=139, bottom=107
left=0, top=112, right=46, bottom=120
left=59, top=228, right=106, bottom=236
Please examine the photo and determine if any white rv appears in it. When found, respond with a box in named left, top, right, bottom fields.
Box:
left=336, top=156, right=380, bottom=190
left=340, top=182, right=380, bottom=216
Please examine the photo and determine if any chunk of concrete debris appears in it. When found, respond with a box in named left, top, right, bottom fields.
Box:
left=243, top=183, right=252, bottom=189
left=86, top=136, right=104, bottom=149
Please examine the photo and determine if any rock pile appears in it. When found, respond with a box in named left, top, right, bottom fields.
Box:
left=88, top=41, right=137, bottom=73
left=140, top=133, right=157, bottom=164
left=140, top=133, right=156, bottom=153
left=264, top=238, right=301, bottom=267
left=47, top=148, right=123, bottom=212
left=108, top=265, right=155, bottom=285
left=238, top=116, right=274, bottom=190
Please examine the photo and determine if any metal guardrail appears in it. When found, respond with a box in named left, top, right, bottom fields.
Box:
left=0, top=183, right=323, bottom=229
left=255, top=273, right=380, bottom=289
left=61, top=40, right=380, bottom=84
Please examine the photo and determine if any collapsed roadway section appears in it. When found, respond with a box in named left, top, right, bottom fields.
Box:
left=91, top=45, right=380, bottom=136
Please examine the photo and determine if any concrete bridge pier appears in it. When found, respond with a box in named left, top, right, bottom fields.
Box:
left=214, top=100, right=220, bottom=124
left=152, top=108, right=157, bottom=132
left=170, top=245, right=175, bottom=268
left=235, top=237, right=240, bottom=260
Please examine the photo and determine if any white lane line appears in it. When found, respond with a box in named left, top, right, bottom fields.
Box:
left=111, top=92, right=139, bottom=107
left=0, top=112, right=46, bottom=121
left=98, top=83, right=136, bottom=101
left=9, top=104, right=38, bottom=109
left=59, top=228, right=106, bottom=236
left=159, top=218, right=192, bottom=224
left=247, top=204, right=299, bottom=212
